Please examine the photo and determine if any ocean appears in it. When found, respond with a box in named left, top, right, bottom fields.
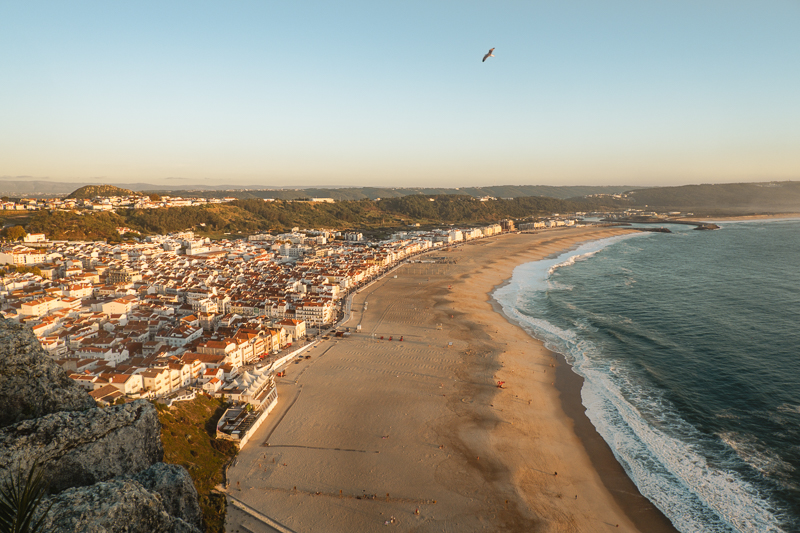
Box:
left=493, top=220, right=800, bottom=533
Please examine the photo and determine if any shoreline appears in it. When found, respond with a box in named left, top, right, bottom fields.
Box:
left=686, top=212, right=800, bottom=222
left=488, top=282, right=679, bottom=533
left=553, top=350, right=678, bottom=532
left=224, top=227, right=679, bottom=533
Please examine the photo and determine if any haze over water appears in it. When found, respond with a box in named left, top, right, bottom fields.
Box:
left=495, top=220, right=800, bottom=532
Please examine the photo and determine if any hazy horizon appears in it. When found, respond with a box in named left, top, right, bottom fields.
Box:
left=2, top=1, right=799, bottom=188
left=5, top=175, right=800, bottom=193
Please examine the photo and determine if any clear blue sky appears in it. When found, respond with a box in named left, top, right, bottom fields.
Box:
left=1, top=1, right=799, bottom=188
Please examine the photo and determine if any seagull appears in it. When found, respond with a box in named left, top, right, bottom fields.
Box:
left=482, top=48, right=495, bottom=62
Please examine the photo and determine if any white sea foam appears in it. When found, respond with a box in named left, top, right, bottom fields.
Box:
left=585, top=378, right=786, bottom=532
left=493, top=234, right=788, bottom=533
left=547, top=249, right=600, bottom=276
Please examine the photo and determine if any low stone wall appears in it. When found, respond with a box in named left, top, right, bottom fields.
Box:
left=160, top=390, right=197, bottom=407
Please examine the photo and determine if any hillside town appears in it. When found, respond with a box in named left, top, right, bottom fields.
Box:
left=0, top=190, right=353, bottom=214
left=0, top=220, right=538, bottom=411
left=1, top=193, right=239, bottom=212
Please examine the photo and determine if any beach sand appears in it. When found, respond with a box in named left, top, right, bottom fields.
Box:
left=687, top=212, right=800, bottom=222
left=225, top=227, right=679, bottom=533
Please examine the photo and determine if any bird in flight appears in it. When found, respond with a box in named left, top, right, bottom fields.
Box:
left=482, top=48, right=495, bottom=62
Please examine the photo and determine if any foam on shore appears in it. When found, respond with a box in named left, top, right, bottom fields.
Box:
left=493, top=233, right=787, bottom=533
left=225, top=227, right=676, bottom=533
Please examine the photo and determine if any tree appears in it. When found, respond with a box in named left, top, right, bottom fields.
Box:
left=148, top=193, right=162, bottom=202
left=1, top=226, right=26, bottom=242
left=10, top=266, right=42, bottom=277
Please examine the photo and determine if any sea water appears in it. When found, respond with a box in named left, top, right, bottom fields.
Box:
left=493, top=220, right=800, bottom=533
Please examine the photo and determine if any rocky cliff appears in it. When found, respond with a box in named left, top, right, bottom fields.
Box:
left=0, top=319, right=204, bottom=532
left=0, top=320, right=96, bottom=427
left=39, top=464, right=203, bottom=533
left=0, top=400, right=164, bottom=493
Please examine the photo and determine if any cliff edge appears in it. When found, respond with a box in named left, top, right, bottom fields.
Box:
left=0, top=320, right=96, bottom=427
left=0, top=318, right=204, bottom=532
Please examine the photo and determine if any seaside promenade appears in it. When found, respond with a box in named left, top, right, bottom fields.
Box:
left=224, top=227, right=677, bottom=533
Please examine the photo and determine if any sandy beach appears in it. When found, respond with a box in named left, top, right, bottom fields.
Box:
left=225, top=226, right=679, bottom=533
left=687, top=212, right=800, bottom=222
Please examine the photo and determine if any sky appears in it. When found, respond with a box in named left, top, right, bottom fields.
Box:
left=1, top=1, right=799, bottom=189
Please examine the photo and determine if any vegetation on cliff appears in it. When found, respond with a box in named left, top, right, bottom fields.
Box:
left=156, top=396, right=238, bottom=533
left=120, top=204, right=266, bottom=235
left=25, top=211, right=126, bottom=242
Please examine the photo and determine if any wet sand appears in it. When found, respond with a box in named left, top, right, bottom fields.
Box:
left=225, top=226, right=680, bottom=533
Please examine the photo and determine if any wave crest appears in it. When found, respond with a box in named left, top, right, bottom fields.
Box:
left=493, top=233, right=788, bottom=533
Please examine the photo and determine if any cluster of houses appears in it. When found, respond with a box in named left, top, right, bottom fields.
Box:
left=0, top=220, right=526, bottom=408
left=2, top=193, right=344, bottom=214
left=518, top=219, right=575, bottom=230
left=2, top=194, right=238, bottom=213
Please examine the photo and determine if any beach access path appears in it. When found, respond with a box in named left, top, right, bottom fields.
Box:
left=224, top=227, right=678, bottom=533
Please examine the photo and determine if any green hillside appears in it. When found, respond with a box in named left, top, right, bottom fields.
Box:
left=150, top=184, right=639, bottom=201
left=24, top=194, right=620, bottom=241
left=625, top=181, right=800, bottom=213
left=66, top=184, right=139, bottom=199
left=26, top=211, right=127, bottom=241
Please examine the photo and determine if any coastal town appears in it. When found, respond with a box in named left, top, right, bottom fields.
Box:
left=0, top=214, right=544, bottom=432
left=4, top=2, right=797, bottom=529
left=0, top=192, right=240, bottom=212
left=0, top=187, right=702, bottom=452
left=0, top=186, right=717, bottom=532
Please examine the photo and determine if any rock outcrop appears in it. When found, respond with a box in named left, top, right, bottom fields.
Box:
left=130, top=462, right=204, bottom=531
left=0, top=319, right=205, bottom=532
left=0, top=400, right=163, bottom=493
left=694, top=223, right=720, bottom=230
left=40, top=475, right=201, bottom=533
left=0, top=319, right=95, bottom=427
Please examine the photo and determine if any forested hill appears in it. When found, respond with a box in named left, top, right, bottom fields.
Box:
left=17, top=181, right=800, bottom=241
left=625, top=181, right=800, bottom=213
left=24, top=194, right=620, bottom=241
left=153, top=185, right=639, bottom=201
left=374, top=195, right=597, bottom=220
left=0, top=179, right=636, bottom=199
left=66, top=185, right=139, bottom=199
left=8, top=179, right=800, bottom=214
